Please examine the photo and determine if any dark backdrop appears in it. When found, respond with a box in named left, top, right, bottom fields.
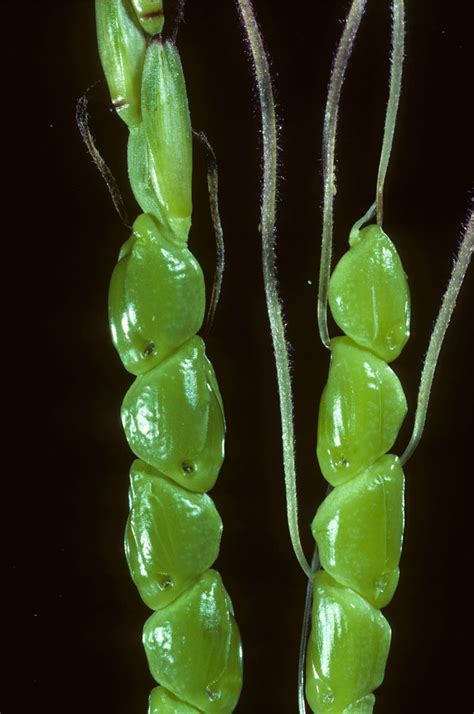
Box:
left=3, top=1, right=473, bottom=713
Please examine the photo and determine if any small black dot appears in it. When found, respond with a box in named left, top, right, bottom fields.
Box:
left=182, top=462, right=194, bottom=474
left=159, top=575, right=172, bottom=590
left=143, top=341, right=155, bottom=358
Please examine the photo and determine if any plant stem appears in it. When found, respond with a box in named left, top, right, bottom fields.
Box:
left=236, top=0, right=311, bottom=578
left=376, top=0, right=405, bottom=225
left=318, top=0, right=367, bottom=348
left=401, top=209, right=474, bottom=465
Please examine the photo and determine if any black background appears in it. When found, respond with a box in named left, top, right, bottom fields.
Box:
left=3, top=1, right=473, bottom=713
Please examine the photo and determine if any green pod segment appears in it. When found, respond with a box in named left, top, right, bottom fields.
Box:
left=312, top=455, right=404, bottom=609
left=95, top=0, right=146, bottom=127
left=341, top=694, right=375, bottom=713
left=143, top=569, right=243, bottom=713
left=328, top=224, right=410, bottom=363
left=141, top=38, right=192, bottom=242
left=131, top=1, right=164, bottom=35
left=149, top=686, right=201, bottom=713
left=109, top=213, right=206, bottom=375
left=125, top=459, right=223, bottom=610
left=305, top=572, right=391, bottom=713
left=317, top=337, right=407, bottom=486
left=121, top=337, right=225, bottom=493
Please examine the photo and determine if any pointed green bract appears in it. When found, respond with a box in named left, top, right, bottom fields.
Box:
left=312, top=455, right=404, bottom=608
left=142, top=38, right=192, bottom=242
left=131, top=0, right=165, bottom=35
left=109, top=213, right=206, bottom=375
left=317, top=337, right=407, bottom=486
left=125, top=460, right=223, bottom=610
left=328, top=224, right=410, bottom=362
left=305, top=572, right=391, bottom=713
left=149, top=686, right=200, bottom=713
left=95, top=0, right=146, bottom=127
left=121, top=337, right=225, bottom=492
left=143, top=570, right=243, bottom=713
left=128, top=125, right=167, bottom=225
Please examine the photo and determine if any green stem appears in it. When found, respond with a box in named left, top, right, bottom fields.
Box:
left=236, top=0, right=311, bottom=579
left=318, top=0, right=367, bottom=348
left=401, top=210, right=474, bottom=465
left=376, top=0, right=405, bottom=226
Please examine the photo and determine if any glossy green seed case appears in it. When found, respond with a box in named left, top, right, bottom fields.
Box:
left=109, top=213, right=205, bottom=375
left=307, top=224, right=410, bottom=711
left=317, top=336, right=407, bottom=486
left=96, top=1, right=242, bottom=710
left=328, top=224, right=410, bottom=362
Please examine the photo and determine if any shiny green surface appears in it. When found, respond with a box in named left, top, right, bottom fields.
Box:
left=125, top=459, right=223, bottom=610
left=95, top=0, right=145, bottom=127
left=131, top=0, right=164, bottom=35
left=109, top=213, right=205, bottom=375
left=328, top=224, right=410, bottom=362
left=148, top=686, right=201, bottom=713
left=312, top=455, right=404, bottom=608
left=142, top=38, right=192, bottom=242
left=143, top=570, right=243, bottom=713
left=128, top=124, right=167, bottom=226
left=305, top=572, right=391, bottom=713
left=317, top=337, right=407, bottom=486
left=121, top=337, right=225, bottom=492
left=342, top=694, right=375, bottom=713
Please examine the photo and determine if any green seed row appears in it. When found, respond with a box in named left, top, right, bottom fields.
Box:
left=95, top=2, right=243, bottom=711
left=306, top=222, right=410, bottom=712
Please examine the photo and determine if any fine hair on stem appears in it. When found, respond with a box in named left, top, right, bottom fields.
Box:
left=236, top=0, right=311, bottom=579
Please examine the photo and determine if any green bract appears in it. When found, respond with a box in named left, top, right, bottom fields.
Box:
left=317, top=337, right=407, bottom=486
left=312, top=455, right=404, bottom=608
left=109, top=213, right=205, bottom=375
left=121, top=337, right=225, bottom=492
left=142, top=38, right=192, bottom=242
left=131, top=0, right=164, bottom=35
left=95, top=0, right=146, bottom=127
left=143, top=570, right=243, bottom=713
left=125, top=459, right=223, bottom=610
left=149, top=687, right=201, bottom=713
left=328, top=224, right=410, bottom=362
left=305, top=572, right=391, bottom=713
left=128, top=125, right=167, bottom=226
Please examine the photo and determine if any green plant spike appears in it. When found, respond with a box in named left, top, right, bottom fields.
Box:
left=305, top=2, right=409, bottom=710
left=95, top=1, right=242, bottom=710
